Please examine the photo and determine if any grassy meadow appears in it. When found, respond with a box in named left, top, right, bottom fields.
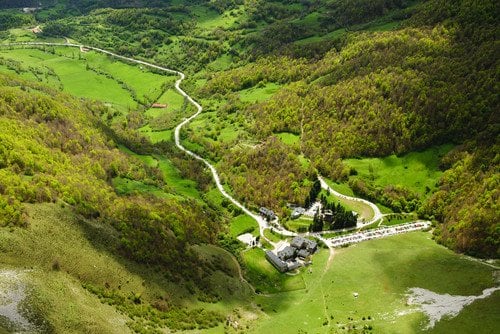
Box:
left=0, top=46, right=173, bottom=114
left=344, top=145, right=453, bottom=197
left=244, top=232, right=499, bottom=333
left=230, top=214, right=259, bottom=237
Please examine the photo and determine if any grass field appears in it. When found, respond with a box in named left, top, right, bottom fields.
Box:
left=0, top=47, right=170, bottom=114
left=239, top=82, right=282, bottom=103
left=263, top=229, right=289, bottom=243
left=117, top=146, right=202, bottom=200
left=380, top=213, right=419, bottom=226
left=245, top=232, right=499, bottom=333
left=230, top=214, right=259, bottom=237
left=319, top=186, right=377, bottom=221
left=276, top=132, right=300, bottom=145
left=286, top=218, right=312, bottom=232
left=344, top=144, right=453, bottom=197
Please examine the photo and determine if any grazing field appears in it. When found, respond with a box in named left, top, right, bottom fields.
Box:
left=230, top=215, right=259, bottom=237
left=239, top=82, right=282, bottom=103
left=286, top=218, right=312, bottom=232
left=263, top=229, right=289, bottom=243
left=245, top=232, right=499, bottom=333
left=276, top=132, right=300, bottom=146
left=320, top=184, right=377, bottom=221
left=344, top=144, right=453, bottom=197
left=117, top=146, right=202, bottom=200
left=0, top=47, right=170, bottom=114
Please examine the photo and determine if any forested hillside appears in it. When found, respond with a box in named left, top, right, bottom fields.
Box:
left=12, top=0, right=493, bottom=257
left=0, top=71, right=222, bottom=270
left=0, top=0, right=498, bottom=332
left=195, top=0, right=499, bottom=257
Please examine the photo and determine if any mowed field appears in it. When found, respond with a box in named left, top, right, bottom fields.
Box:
left=244, top=232, right=499, bottom=333
left=0, top=46, right=173, bottom=113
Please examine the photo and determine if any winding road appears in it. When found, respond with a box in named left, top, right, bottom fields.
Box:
left=1, top=41, right=420, bottom=255
left=1, top=41, right=272, bottom=236
left=318, top=175, right=383, bottom=226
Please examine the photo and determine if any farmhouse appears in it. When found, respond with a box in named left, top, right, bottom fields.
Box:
left=277, top=246, right=295, bottom=261
left=22, top=7, right=41, bottom=13
left=323, top=209, right=334, bottom=223
left=291, top=207, right=305, bottom=219
left=290, top=236, right=318, bottom=253
left=259, top=207, right=276, bottom=221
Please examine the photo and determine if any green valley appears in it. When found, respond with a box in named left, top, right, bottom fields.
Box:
left=0, top=0, right=498, bottom=333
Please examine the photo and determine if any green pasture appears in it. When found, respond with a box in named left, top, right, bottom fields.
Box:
left=117, top=145, right=201, bottom=200
left=192, top=5, right=244, bottom=30
left=380, top=213, right=419, bottom=226
left=263, top=229, right=289, bottom=243
left=247, top=232, right=499, bottom=333
left=319, top=186, right=376, bottom=222
left=239, top=82, right=282, bottom=103
left=112, top=176, right=176, bottom=199
left=146, top=88, right=185, bottom=117
left=230, top=214, right=259, bottom=237
left=0, top=48, right=133, bottom=112
left=0, top=47, right=171, bottom=114
left=275, top=132, right=300, bottom=145
left=286, top=218, right=312, bottom=232
left=138, top=126, right=173, bottom=143
left=294, top=28, right=347, bottom=45
left=344, top=144, right=453, bottom=197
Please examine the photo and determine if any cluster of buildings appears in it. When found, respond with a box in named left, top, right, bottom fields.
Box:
left=265, top=236, right=318, bottom=272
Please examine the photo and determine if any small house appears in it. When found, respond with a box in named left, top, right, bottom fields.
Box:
left=291, top=207, right=305, bottom=219
left=151, top=103, right=167, bottom=108
left=323, top=209, right=334, bottom=223
left=259, top=207, right=276, bottom=221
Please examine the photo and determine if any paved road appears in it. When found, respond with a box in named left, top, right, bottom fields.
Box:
left=318, top=175, right=383, bottom=226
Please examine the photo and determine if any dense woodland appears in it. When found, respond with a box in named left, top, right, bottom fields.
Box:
left=0, top=0, right=497, bottom=266
left=200, top=0, right=499, bottom=257
left=0, top=73, right=223, bottom=272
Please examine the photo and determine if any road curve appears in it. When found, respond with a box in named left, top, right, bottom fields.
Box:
left=1, top=42, right=383, bottom=249
left=318, top=175, right=383, bottom=226
left=1, top=42, right=271, bottom=235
